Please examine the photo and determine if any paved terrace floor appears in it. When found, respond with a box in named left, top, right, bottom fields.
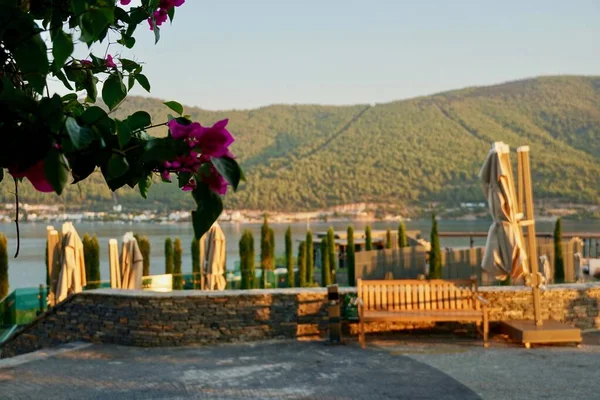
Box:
left=1, top=332, right=599, bottom=400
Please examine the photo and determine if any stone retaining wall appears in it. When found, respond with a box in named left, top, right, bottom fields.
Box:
left=3, top=283, right=600, bottom=358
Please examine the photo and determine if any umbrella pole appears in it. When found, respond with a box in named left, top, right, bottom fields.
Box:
left=517, top=146, right=543, bottom=327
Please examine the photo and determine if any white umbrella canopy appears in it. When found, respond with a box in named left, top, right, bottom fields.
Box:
left=205, top=223, right=227, bottom=291
left=479, top=142, right=527, bottom=281
left=55, top=222, right=87, bottom=303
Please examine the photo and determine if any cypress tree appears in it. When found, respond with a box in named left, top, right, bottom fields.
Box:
left=306, top=231, right=314, bottom=284
left=429, top=214, right=442, bottom=279
left=365, top=225, right=373, bottom=251
left=90, top=236, right=101, bottom=289
left=327, top=227, right=337, bottom=283
left=269, top=228, right=275, bottom=268
left=298, top=242, right=307, bottom=287
left=554, top=218, right=565, bottom=283
left=173, top=237, right=183, bottom=289
left=385, top=229, right=392, bottom=249
left=83, top=234, right=101, bottom=289
left=82, top=234, right=93, bottom=285
left=321, top=237, right=331, bottom=286
left=239, top=230, right=255, bottom=289
left=165, top=238, right=174, bottom=275
left=346, top=226, right=356, bottom=286
left=191, top=238, right=201, bottom=289
left=398, top=222, right=408, bottom=248
left=0, top=234, right=8, bottom=299
left=137, top=236, right=151, bottom=277
left=285, top=226, right=294, bottom=287
left=260, top=216, right=271, bottom=288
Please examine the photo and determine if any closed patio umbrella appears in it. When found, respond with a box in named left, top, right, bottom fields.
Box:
left=205, top=223, right=227, bottom=291
left=55, top=222, right=87, bottom=303
left=120, top=232, right=143, bottom=290
left=479, top=142, right=527, bottom=281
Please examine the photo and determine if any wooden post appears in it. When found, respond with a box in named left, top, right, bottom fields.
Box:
left=327, top=284, right=341, bottom=343
left=109, top=239, right=120, bottom=289
left=517, top=146, right=543, bottom=327
left=47, top=229, right=60, bottom=307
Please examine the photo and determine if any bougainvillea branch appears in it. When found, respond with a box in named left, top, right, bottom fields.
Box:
left=0, top=0, right=244, bottom=242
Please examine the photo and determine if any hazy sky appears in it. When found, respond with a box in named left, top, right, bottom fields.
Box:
left=55, top=0, right=600, bottom=110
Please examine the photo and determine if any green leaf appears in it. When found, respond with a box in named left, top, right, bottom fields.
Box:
left=119, top=58, right=139, bottom=72
left=39, top=95, right=64, bottom=133
left=125, top=111, right=151, bottom=131
left=142, top=138, right=181, bottom=164
left=168, top=6, right=175, bottom=23
left=114, top=6, right=131, bottom=23
left=177, top=172, right=192, bottom=188
left=79, top=8, right=114, bottom=45
left=138, top=173, right=152, bottom=199
left=53, top=69, right=74, bottom=91
left=61, top=93, right=78, bottom=102
left=102, top=74, right=127, bottom=111
left=80, top=106, right=108, bottom=124
left=191, top=183, right=224, bottom=240
left=0, top=169, right=4, bottom=184
left=163, top=101, right=183, bottom=115
left=210, top=157, right=244, bottom=191
left=12, top=33, right=48, bottom=94
left=135, top=74, right=151, bottom=92
left=128, top=74, right=135, bottom=91
left=44, top=148, right=70, bottom=195
left=51, top=30, right=73, bottom=71
left=107, top=154, right=129, bottom=179
left=152, top=16, right=160, bottom=44
left=115, top=119, right=132, bottom=148
left=65, top=117, right=94, bottom=149
left=120, top=35, right=135, bottom=49
left=83, top=70, right=98, bottom=103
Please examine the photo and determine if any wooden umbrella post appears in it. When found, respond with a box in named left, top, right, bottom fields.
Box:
left=500, top=145, right=581, bottom=347
left=517, top=146, right=543, bottom=327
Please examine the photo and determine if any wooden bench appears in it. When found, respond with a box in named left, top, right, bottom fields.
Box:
left=357, top=277, right=489, bottom=348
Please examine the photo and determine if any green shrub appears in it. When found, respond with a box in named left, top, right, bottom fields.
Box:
left=173, top=237, right=183, bottom=289
left=165, top=238, right=174, bottom=275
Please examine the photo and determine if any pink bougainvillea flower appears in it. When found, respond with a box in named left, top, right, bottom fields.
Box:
left=198, top=165, right=229, bottom=195
left=161, top=168, right=171, bottom=182
left=148, top=8, right=168, bottom=29
left=8, top=160, right=54, bottom=193
left=191, top=119, right=234, bottom=158
left=105, top=54, right=117, bottom=69
left=181, top=178, right=196, bottom=192
left=167, top=119, right=202, bottom=140
left=155, top=8, right=168, bottom=25
left=159, top=0, right=185, bottom=9
left=120, top=0, right=131, bottom=5
left=80, top=59, right=93, bottom=66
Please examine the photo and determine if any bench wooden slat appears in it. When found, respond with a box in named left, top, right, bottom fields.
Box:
left=357, top=278, right=489, bottom=349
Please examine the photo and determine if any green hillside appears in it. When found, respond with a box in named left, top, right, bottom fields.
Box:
left=2, top=75, right=599, bottom=212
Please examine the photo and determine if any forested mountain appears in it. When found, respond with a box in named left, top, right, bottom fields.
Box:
left=2, top=76, right=599, bottom=212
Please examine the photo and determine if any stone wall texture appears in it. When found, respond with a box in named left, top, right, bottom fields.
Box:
left=3, top=283, right=600, bottom=358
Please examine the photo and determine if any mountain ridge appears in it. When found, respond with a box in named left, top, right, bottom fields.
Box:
left=2, top=75, right=599, bottom=212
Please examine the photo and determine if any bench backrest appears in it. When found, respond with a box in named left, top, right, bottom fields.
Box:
left=357, top=278, right=479, bottom=312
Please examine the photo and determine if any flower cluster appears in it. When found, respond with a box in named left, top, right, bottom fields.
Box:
left=8, top=161, right=53, bottom=193
left=147, top=0, right=185, bottom=30
left=80, top=55, right=116, bottom=69
left=162, top=119, right=235, bottom=195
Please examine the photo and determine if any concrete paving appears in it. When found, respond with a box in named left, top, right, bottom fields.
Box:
left=0, top=334, right=599, bottom=399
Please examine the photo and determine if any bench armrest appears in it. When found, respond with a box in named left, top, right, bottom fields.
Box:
left=474, top=294, right=489, bottom=306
